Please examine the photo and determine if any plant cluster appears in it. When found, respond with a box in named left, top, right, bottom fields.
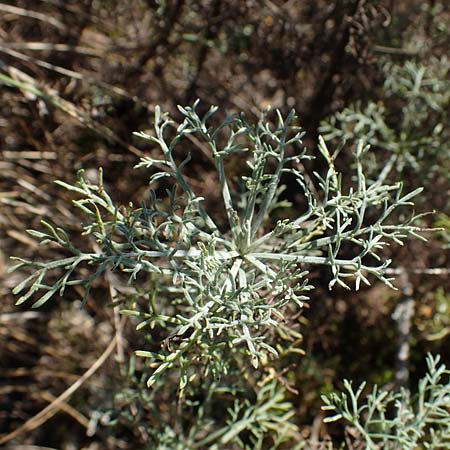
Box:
left=1, top=1, right=449, bottom=449
left=322, top=354, right=450, bottom=450
left=10, top=102, right=437, bottom=448
left=320, top=58, right=450, bottom=185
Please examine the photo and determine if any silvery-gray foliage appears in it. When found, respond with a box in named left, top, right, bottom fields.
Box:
left=320, top=58, right=450, bottom=184
left=11, top=101, right=425, bottom=389
left=322, top=354, right=450, bottom=450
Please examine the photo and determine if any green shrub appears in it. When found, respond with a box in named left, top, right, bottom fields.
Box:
left=322, top=354, right=450, bottom=450
left=10, top=102, right=437, bottom=448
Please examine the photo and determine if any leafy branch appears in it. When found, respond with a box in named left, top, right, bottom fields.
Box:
left=11, top=101, right=425, bottom=389
left=322, top=354, right=450, bottom=449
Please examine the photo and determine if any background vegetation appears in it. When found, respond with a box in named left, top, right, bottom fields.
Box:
left=0, top=1, right=448, bottom=449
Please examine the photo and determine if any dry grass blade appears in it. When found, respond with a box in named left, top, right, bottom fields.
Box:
left=0, top=312, right=41, bottom=323
left=0, top=3, right=66, bottom=31
left=0, top=66, right=144, bottom=157
left=0, top=45, right=89, bottom=81
left=0, top=46, right=144, bottom=107
left=6, top=230, right=39, bottom=249
left=3, top=151, right=57, bottom=160
left=4, top=446, right=59, bottom=450
left=0, top=337, right=117, bottom=446
left=1, top=42, right=102, bottom=57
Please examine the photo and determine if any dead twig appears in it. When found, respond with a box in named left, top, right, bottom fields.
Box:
left=105, top=270, right=126, bottom=374
left=392, top=271, right=414, bottom=391
left=38, top=391, right=90, bottom=430
left=0, top=337, right=116, bottom=446
left=386, top=267, right=450, bottom=276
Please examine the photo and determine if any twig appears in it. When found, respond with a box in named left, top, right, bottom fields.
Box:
left=92, top=239, right=127, bottom=373
left=39, top=391, right=90, bottom=429
left=385, top=267, right=450, bottom=276
left=105, top=270, right=126, bottom=374
left=0, top=337, right=116, bottom=445
left=309, top=412, right=325, bottom=450
left=392, top=271, right=414, bottom=391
